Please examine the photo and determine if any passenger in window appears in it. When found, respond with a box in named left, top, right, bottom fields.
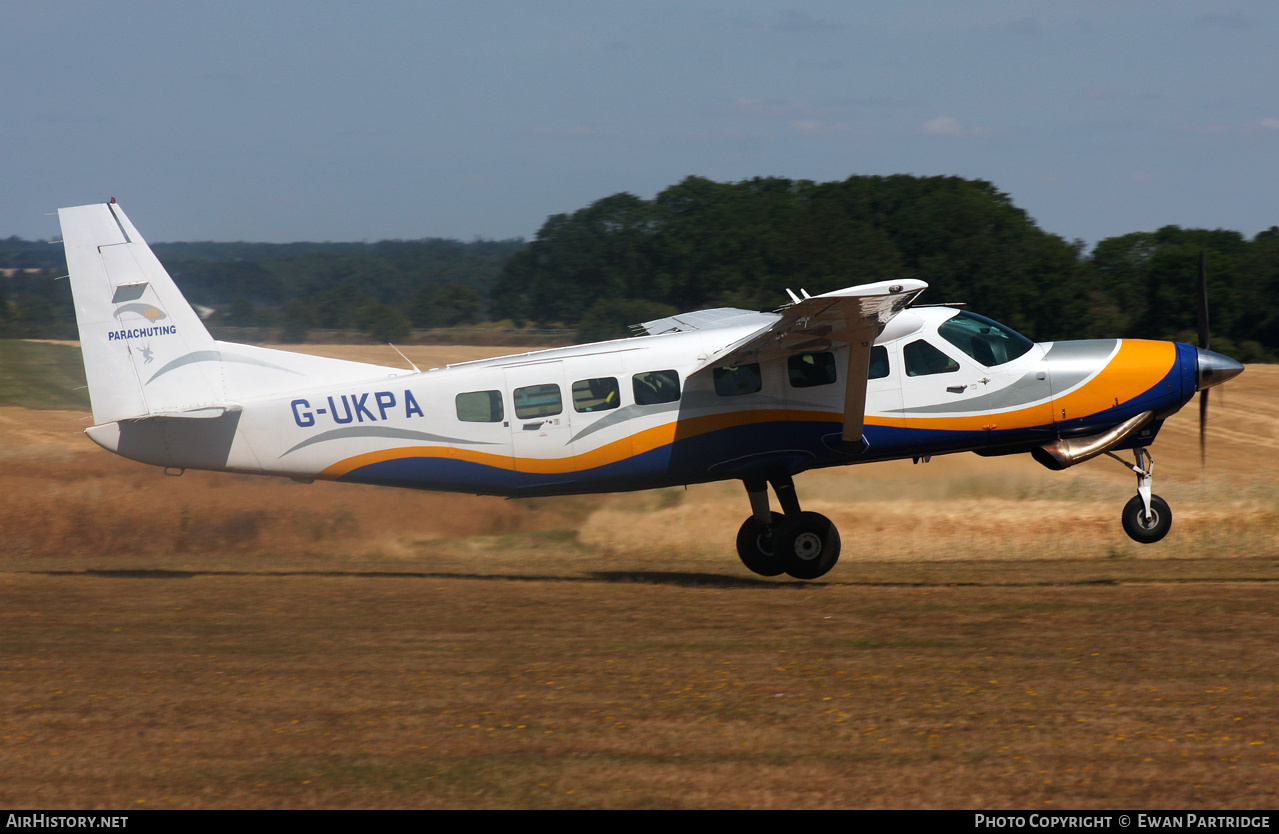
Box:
left=573, top=377, right=620, bottom=413
left=713, top=364, right=762, bottom=397
left=633, top=370, right=680, bottom=404
left=788, top=352, right=837, bottom=388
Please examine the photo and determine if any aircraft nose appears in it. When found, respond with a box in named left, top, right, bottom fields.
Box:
left=1197, top=348, right=1244, bottom=391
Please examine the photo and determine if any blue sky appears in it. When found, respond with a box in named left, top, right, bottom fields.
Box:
left=4, top=1, right=1277, bottom=248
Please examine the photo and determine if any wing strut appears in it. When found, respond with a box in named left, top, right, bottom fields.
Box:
left=693, top=279, right=928, bottom=446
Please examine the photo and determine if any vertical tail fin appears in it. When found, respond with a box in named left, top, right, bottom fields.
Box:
left=59, top=201, right=224, bottom=423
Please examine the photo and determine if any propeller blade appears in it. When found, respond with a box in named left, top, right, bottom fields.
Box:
left=1199, top=388, right=1208, bottom=469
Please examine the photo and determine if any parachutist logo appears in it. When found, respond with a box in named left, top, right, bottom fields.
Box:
left=114, top=303, right=167, bottom=322
left=139, top=344, right=154, bottom=364
left=107, top=297, right=177, bottom=342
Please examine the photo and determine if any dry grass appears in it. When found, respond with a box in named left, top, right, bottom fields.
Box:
left=2, top=346, right=1277, bottom=808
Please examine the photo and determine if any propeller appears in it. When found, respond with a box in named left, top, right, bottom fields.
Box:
left=1192, top=253, right=1245, bottom=465
left=1197, top=250, right=1209, bottom=469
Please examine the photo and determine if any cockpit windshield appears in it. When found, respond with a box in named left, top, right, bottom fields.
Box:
left=937, top=311, right=1034, bottom=367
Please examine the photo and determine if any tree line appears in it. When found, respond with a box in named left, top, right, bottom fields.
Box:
left=0, top=237, right=520, bottom=343
left=492, top=176, right=1277, bottom=359
left=2, top=176, right=1276, bottom=359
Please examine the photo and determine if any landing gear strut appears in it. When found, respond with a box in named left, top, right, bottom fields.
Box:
left=1108, top=447, right=1172, bottom=544
left=736, top=476, right=841, bottom=579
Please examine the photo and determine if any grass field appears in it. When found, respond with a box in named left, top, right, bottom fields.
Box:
left=1, top=341, right=1276, bottom=808
left=0, top=340, right=89, bottom=410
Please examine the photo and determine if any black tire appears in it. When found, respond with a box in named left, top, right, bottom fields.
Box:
left=1122, top=494, right=1172, bottom=544
left=736, top=512, right=786, bottom=576
left=775, top=511, right=841, bottom=580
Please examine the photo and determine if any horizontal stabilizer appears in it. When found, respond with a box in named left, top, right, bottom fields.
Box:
left=122, top=405, right=243, bottom=421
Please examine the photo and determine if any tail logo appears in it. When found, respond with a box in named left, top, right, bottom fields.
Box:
left=107, top=286, right=177, bottom=342
left=113, top=302, right=168, bottom=322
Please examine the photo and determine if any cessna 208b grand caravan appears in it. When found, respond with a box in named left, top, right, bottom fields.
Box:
left=58, top=201, right=1244, bottom=579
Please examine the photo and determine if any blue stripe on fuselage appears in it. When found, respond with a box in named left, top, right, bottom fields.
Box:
left=335, top=346, right=1197, bottom=497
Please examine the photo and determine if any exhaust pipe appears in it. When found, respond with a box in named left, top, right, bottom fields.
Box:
left=1032, top=411, right=1155, bottom=471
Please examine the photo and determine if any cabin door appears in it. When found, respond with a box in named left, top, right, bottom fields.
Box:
left=504, top=360, right=576, bottom=481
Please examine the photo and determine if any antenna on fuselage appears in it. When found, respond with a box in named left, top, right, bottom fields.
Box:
left=387, top=343, right=421, bottom=373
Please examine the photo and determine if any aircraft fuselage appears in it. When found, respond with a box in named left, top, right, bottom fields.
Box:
left=88, top=308, right=1200, bottom=498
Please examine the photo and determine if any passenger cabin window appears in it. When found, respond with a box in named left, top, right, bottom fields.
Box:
left=903, top=340, right=960, bottom=376
left=572, top=377, right=620, bottom=413
left=869, top=345, right=890, bottom=380
left=633, top=370, right=680, bottom=405
left=513, top=383, right=562, bottom=420
left=788, top=352, right=837, bottom=388
left=456, top=390, right=504, bottom=423
left=937, top=311, right=1034, bottom=367
left=713, top=363, right=762, bottom=397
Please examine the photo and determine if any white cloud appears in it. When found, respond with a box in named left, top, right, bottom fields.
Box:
left=1260, top=119, right=1279, bottom=131
left=920, top=116, right=975, bottom=137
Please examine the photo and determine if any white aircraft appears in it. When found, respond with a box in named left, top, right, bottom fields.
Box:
left=57, top=201, right=1244, bottom=579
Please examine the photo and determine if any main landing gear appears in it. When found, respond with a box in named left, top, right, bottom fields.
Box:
left=1108, top=447, right=1173, bottom=544
left=736, top=476, right=841, bottom=580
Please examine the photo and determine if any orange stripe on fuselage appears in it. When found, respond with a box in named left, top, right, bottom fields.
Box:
left=865, top=339, right=1176, bottom=433
left=317, top=408, right=841, bottom=479
left=1052, top=339, right=1175, bottom=421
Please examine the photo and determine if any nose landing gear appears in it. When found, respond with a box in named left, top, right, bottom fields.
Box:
left=736, top=476, right=841, bottom=579
left=1122, top=493, right=1172, bottom=543
left=1108, top=447, right=1173, bottom=544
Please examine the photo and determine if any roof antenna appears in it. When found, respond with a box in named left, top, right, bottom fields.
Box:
left=387, top=343, right=420, bottom=373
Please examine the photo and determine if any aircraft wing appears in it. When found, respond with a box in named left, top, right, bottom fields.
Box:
left=695, top=279, right=928, bottom=443
left=635, top=307, right=777, bottom=336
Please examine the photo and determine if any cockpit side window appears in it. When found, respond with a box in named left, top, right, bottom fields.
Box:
left=903, top=339, right=959, bottom=377
left=937, top=311, right=1034, bottom=367
left=868, top=345, right=889, bottom=380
